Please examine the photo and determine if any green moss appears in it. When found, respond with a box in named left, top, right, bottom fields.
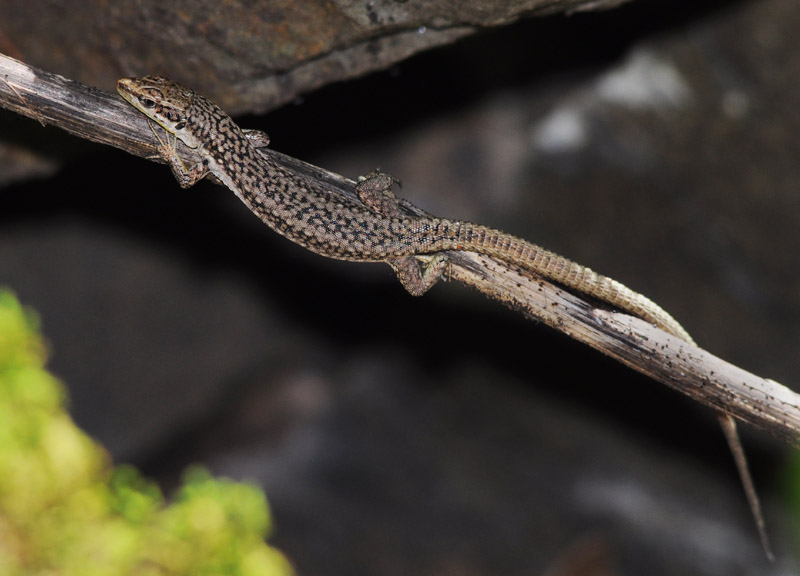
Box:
left=782, top=449, right=800, bottom=553
left=0, top=289, right=293, bottom=576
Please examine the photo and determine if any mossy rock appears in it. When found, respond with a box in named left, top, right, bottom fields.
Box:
left=0, top=289, right=292, bottom=576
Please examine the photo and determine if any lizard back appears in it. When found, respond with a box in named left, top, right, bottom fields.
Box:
left=181, top=89, right=693, bottom=341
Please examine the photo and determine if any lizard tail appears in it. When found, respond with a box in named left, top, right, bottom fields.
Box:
left=445, top=219, right=773, bottom=560
left=450, top=221, right=694, bottom=342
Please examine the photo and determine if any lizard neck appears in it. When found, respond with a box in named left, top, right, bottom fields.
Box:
left=186, top=101, right=277, bottom=211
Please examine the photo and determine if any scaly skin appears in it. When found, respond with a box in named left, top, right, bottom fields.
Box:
left=117, top=75, right=769, bottom=557
left=117, top=76, right=692, bottom=339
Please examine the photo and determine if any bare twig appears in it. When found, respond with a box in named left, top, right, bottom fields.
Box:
left=2, top=52, right=798, bottom=443
left=443, top=253, right=800, bottom=442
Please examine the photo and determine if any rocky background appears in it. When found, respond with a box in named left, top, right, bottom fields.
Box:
left=1, top=0, right=799, bottom=574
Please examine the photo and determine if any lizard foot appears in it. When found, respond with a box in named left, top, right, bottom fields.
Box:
left=243, top=129, right=271, bottom=149
left=356, top=170, right=404, bottom=218
left=390, top=254, right=449, bottom=296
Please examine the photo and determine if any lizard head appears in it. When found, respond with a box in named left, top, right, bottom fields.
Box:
left=117, top=76, right=195, bottom=137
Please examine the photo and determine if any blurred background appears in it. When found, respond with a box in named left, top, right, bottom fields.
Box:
left=1, top=0, right=799, bottom=573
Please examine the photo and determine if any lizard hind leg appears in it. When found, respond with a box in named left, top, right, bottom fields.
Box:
left=355, top=171, right=405, bottom=218
left=389, top=254, right=449, bottom=296
left=243, top=129, right=271, bottom=149
left=357, top=172, right=449, bottom=296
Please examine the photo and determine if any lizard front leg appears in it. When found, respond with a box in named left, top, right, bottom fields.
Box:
left=145, top=120, right=209, bottom=189
left=160, top=128, right=270, bottom=188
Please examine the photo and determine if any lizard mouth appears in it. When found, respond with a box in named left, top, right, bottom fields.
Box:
left=116, top=77, right=178, bottom=134
left=116, top=78, right=137, bottom=105
left=117, top=78, right=161, bottom=111
left=116, top=78, right=159, bottom=121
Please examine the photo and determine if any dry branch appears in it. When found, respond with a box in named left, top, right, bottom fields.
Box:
left=2, top=52, right=798, bottom=443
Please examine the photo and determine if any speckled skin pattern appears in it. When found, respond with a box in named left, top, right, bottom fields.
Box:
left=117, top=75, right=691, bottom=339
left=118, top=77, right=772, bottom=553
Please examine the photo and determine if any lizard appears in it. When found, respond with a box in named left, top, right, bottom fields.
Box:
left=117, top=75, right=771, bottom=558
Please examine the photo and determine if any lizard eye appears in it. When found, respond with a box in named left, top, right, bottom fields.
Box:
left=140, top=98, right=156, bottom=108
